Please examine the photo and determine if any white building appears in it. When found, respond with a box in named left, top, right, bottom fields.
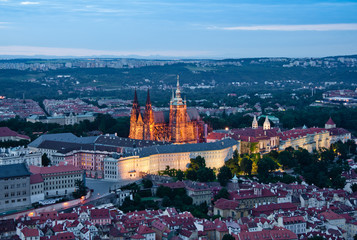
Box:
left=278, top=216, right=306, bottom=235
left=29, top=164, right=84, bottom=198
left=104, top=138, right=239, bottom=180
left=0, top=147, right=42, bottom=166
left=30, top=174, right=44, bottom=203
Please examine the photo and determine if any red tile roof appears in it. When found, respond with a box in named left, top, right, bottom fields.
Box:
left=282, top=216, right=306, bottom=225
left=214, top=198, right=239, bottom=210
left=30, top=165, right=82, bottom=175
left=278, top=128, right=327, bottom=141
left=21, top=227, right=40, bottom=237
left=319, top=210, right=345, bottom=220
left=326, top=117, right=336, bottom=125
left=137, top=225, right=155, bottom=235
left=30, top=174, right=44, bottom=184
left=90, top=209, right=110, bottom=219
left=0, top=127, right=30, bottom=140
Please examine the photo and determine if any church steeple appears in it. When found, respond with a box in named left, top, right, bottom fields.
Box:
left=263, top=116, right=271, bottom=130
left=252, top=115, right=258, bottom=129
left=144, top=89, right=154, bottom=123
left=146, top=88, right=151, bottom=106
left=175, top=75, right=182, bottom=99
left=172, top=75, right=183, bottom=106
left=133, top=88, right=138, bottom=105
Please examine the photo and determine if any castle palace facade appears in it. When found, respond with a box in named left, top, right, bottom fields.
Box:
left=129, top=77, right=206, bottom=143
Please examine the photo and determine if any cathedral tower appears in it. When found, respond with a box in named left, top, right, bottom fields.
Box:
left=144, top=89, right=155, bottom=140
left=129, top=89, right=143, bottom=139
left=169, top=76, right=192, bottom=143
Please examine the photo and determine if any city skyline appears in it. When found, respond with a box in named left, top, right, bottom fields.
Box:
left=0, top=0, right=357, bottom=58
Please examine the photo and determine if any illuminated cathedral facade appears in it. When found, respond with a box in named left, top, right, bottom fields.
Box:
left=129, top=77, right=206, bottom=143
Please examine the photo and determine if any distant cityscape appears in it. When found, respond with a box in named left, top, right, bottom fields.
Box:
left=0, top=56, right=356, bottom=240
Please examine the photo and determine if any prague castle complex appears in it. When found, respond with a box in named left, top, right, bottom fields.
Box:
left=129, top=76, right=206, bottom=143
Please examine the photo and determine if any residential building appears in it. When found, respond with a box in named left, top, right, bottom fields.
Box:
left=278, top=216, right=306, bottom=235
left=230, top=185, right=278, bottom=209
left=185, top=181, right=212, bottom=205
left=29, top=164, right=84, bottom=198
left=213, top=198, right=249, bottom=219
left=0, top=163, right=31, bottom=212
left=19, top=227, right=40, bottom=240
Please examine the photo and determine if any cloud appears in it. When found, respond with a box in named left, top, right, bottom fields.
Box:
left=0, top=46, right=211, bottom=58
left=0, top=22, right=10, bottom=28
left=209, top=23, right=357, bottom=31
left=20, top=1, right=40, bottom=5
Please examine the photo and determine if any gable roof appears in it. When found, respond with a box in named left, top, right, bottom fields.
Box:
left=21, top=227, right=39, bottom=237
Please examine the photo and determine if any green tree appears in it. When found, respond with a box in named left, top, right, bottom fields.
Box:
left=186, top=169, right=197, bottom=181
left=156, top=186, right=172, bottom=198
left=41, top=153, right=51, bottom=167
left=240, top=156, right=253, bottom=175
left=73, top=179, right=86, bottom=199
left=182, top=194, right=193, bottom=205
left=162, top=196, right=171, bottom=207
left=257, top=156, right=278, bottom=180
left=278, top=150, right=296, bottom=169
left=142, top=179, right=153, bottom=189
left=197, top=167, right=216, bottom=182
left=176, top=169, right=184, bottom=181
left=190, top=156, right=206, bottom=171
left=222, top=234, right=235, bottom=240
left=217, top=166, right=233, bottom=186
left=214, top=188, right=229, bottom=201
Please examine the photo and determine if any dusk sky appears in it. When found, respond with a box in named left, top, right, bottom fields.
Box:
left=0, top=0, right=357, bottom=58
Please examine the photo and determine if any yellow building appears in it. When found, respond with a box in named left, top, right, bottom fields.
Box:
left=278, top=127, right=330, bottom=152
left=104, top=138, right=239, bottom=180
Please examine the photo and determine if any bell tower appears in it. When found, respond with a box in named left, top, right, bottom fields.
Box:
left=263, top=116, right=271, bottom=130
left=129, top=89, right=143, bottom=139
left=252, top=115, right=258, bottom=129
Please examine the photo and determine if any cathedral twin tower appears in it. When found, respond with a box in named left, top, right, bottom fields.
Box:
left=129, top=76, right=206, bottom=143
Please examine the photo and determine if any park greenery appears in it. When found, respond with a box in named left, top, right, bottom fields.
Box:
left=157, top=140, right=356, bottom=189
left=0, top=114, right=130, bottom=143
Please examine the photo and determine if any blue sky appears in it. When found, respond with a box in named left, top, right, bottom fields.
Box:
left=0, top=0, right=356, bottom=58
